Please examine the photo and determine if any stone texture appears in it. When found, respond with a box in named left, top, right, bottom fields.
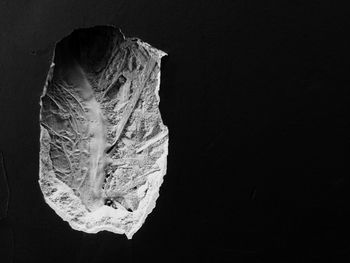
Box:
left=39, top=26, right=168, bottom=238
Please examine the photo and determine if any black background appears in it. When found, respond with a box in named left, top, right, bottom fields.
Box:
left=1, top=0, right=350, bottom=262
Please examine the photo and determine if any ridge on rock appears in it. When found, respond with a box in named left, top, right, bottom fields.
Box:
left=39, top=26, right=168, bottom=239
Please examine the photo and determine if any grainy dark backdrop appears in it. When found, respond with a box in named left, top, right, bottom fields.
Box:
left=0, top=1, right=350, bottom=262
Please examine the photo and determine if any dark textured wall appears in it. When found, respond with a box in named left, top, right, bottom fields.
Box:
left=1, top=1, right=350, bottom=262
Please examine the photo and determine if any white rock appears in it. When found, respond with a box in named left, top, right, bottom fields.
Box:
left=39, top=26, right=168, bottom=239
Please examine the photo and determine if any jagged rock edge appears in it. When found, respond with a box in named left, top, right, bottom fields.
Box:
left=38, top=26, right=168, bottom=238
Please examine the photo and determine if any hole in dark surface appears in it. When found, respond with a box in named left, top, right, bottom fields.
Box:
left=104, top=171, right=112, bottom=179
left=105, top=199, right=113, bottom=206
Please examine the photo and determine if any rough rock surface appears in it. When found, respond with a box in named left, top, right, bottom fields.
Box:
left=39, top=26, right=168, bottom=238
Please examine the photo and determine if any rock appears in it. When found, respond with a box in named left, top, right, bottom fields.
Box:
left=39, top=26, right=168, bottom=239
